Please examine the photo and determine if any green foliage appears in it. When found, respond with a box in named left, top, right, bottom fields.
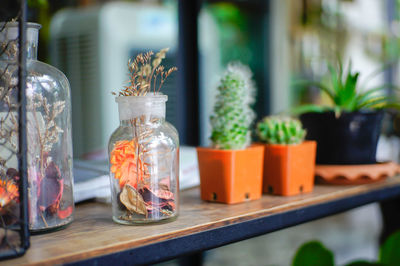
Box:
left=210, top=62, right=255, bottom=150
left=257, top=116, right=306, bottom=145
left=28, top=0, right=48, bottom=8
left=292, top=241, right=334, bottom=266
left=380, top=230, right=400, bottom=265
left=208, top=3, right=252, bottom=67
left=346, top=261, right=382, bottom=266
left=292, top=231, right=400, bottom=266
left=293, top=60, right=400, bottom=115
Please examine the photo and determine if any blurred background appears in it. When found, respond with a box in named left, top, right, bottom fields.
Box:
left=3, top=0, right=400, bottom=159
left=2, top=0, right=400, bottom=265
left=2, top=0, right=399, bottom=158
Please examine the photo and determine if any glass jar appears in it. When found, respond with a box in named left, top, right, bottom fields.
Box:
left=108, top=94, right=179, bottom=224
left=0, top=22, right=74, bottom=232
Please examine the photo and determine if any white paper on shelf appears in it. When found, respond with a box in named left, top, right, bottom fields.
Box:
left=73, top=175, right=110, bottom=203
left=179, top=146, right=200, bottom=190
left=376, top=135, right=400, bottom=163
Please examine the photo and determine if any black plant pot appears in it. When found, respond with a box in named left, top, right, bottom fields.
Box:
left=300, top=111, right=384, bottom=165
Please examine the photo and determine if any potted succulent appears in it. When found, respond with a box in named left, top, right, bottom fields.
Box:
left=257, top=116, right=316, bottom=196
left=196, top=62, right=264, bottom=204
left=296, top=60, right=399, bottom=165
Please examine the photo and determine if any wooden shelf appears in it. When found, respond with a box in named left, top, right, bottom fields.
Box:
left=7, top=176, right=400, bottom=265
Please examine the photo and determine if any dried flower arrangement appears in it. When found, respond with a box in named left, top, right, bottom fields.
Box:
left=0, top=50, right=23, bottom=247
left=0, top=65, right=17, bottom=195
left=109, top=48, right=177, bottom=222
left=112, top=48, right=177, bottom=96
left=26, top=82, right=73, bottom=230
left=1, top=21, right=74, bottom=236
left=0, top=162, right=19, bottom=225
left=0, top=163, right=20, bottom=250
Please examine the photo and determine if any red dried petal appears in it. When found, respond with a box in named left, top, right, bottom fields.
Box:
left=139, top=185, right=176, bottom=213
left=6, top=168, right=19, bottom=182
left=167, top=201, right=175, bottom=210
left=38, top=162, right=64, bottom=212
left=154, top=189, right=174, bottom=200
left=58, top=206, right=73, bottom=219
left=145, top=201, right=169, bottom=210
left=45, top=162, right=62, bottom=181
left=159, top=178, right=170, bottom=190
left=139, top=186, right=174, bottom=202
left=0, top=179, right=19, bottom=208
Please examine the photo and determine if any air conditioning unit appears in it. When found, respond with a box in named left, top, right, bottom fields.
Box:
left=50, top=2, right=220, bottom=157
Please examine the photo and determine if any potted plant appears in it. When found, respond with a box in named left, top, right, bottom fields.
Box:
left=196, top=62, right=264, bottom=204
left=257, top=116, right=316, bottom=196
left=296, top=60, right=399, bottom=165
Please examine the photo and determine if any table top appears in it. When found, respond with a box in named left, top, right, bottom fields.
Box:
left=7, top=176, right=400, bottom=265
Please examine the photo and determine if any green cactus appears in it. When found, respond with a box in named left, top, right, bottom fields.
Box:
left=257, top=116, right=306, bottom=145
left=210, top=62, right=256, bottom=150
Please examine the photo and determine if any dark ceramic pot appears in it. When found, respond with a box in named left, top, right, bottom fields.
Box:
left=300, top=111, right=384, bottom=165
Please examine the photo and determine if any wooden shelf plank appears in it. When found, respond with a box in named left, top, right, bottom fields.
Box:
left=7, top=176, right=400, bottom=265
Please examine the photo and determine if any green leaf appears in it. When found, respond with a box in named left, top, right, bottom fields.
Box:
left=356, top=85, right=393, bottom=107
left=358, top=96, right=390, bottom=109
left=328, top=63, right=341, bottom=95
left=341, top=71, right=359, bottom=110
left=334, top=60, right=359, bottom=110
left=28, top=0, right=48, bottom=8
left=292, top=80, right=336, bottom=101
left=292, top=241, right=334, bottom=266
left=290, top=104, right=332, bottom=115
left=380, top=230, right=400, bottom=265
left=337, top=56, right=344, bottom=81
left=379, top=102, right=400, bottom=110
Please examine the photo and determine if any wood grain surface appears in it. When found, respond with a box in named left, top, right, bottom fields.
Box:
left=6, top=177, right=400, bottom=265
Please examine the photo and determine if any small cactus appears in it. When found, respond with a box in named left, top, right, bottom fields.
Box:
left=257, top=116, right=306, bottom=145
left=210, top=62, right=256, bottom=150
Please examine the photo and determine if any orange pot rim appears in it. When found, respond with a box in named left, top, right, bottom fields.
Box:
left=259, top=140, right=316, bottom=148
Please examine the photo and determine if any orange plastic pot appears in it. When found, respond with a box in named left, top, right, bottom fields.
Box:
left=196, top=144, right=264, bottom=204
left=263, top=141, right=317, bottom=196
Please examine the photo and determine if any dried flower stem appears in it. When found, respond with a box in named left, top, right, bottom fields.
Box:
left=40, top=212, right=49, bottom=227
left=112, top=48, right=177, bottom=96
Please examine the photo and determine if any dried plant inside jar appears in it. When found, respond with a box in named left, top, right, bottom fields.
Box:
left=109, top=48, right=178, bottom=223
left=26, top=75, right=73, bottom=231
left=1, top=22, right=74, bottom=233
left=0, top=34, right=22, bottom=247
left=0, top=118, right=19, bottom=232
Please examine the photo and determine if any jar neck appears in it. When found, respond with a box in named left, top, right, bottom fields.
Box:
left=120, top=116, right=165, bottom=126
left=116, top=95, right=167, bottom=123
left=0, top=22, right=40, bottom=61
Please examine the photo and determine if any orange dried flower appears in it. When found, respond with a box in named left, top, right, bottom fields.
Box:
left=110, top=139, right=147, bottom=189
left=0, top=180, right=19, bottom=208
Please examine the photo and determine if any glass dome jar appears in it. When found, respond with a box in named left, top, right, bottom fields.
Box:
left=108, top=94, right=179, bottom=224
left=0, top=22, right=74, bottom=232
